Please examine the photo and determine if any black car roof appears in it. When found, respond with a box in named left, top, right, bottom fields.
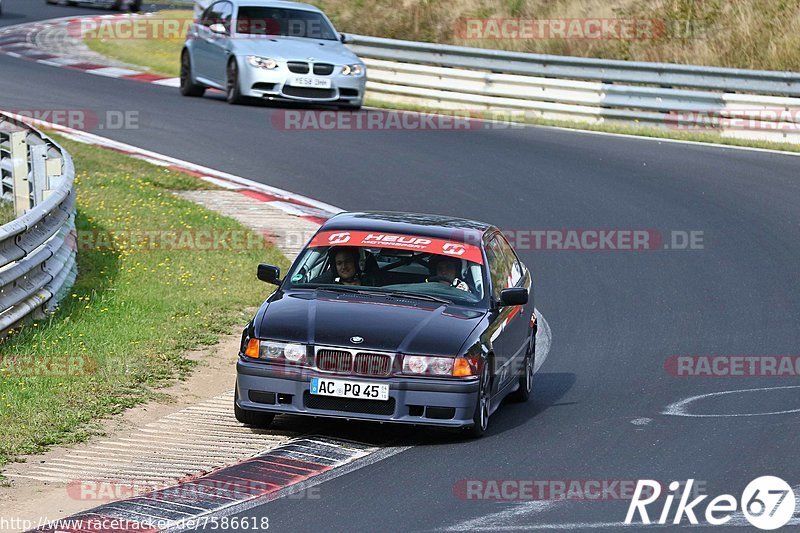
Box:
left=320, top=211, right=494, bottom=244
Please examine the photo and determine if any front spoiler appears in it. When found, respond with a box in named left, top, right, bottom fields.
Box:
left=236, top=358, right=480, bottom=428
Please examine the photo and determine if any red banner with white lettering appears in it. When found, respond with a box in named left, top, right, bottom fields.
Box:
left=308, top=230, right=484, bottom=265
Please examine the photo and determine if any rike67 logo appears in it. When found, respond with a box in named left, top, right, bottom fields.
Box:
left=626, top=477, right=796, bottom=530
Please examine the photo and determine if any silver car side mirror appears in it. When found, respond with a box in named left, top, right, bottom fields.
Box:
left=209, top=23, right=228, bottom=35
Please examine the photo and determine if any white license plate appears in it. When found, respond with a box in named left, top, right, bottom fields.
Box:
left=310, top=377, right=389, bottom=401
left=288, top=76, right=331, bottom=89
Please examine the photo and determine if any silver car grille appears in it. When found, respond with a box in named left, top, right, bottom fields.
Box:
left=287, top=61, right=309, bottom=74
left=286, top=62, right=334, bottom=76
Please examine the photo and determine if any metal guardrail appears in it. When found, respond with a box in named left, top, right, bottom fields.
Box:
left=348, top=35, right=800, bottom=143
left=0, top=113, right=77, bottom=338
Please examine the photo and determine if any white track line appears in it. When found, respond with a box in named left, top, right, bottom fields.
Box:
left=663, top=385, right=800, bottom=417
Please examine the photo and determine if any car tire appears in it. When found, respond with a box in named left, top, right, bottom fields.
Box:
left=226, top=59, right=246, bottom=105
left=467, top=364, right=491, bottom=438
left=234, top=389, right=275, bottom=428
left=510, top=340, right=534, bottom=402
left=180, top=51, right=206, bottom=97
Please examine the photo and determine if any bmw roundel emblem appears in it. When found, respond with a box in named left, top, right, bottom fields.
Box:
left=350, top=336, right=364, bottom=344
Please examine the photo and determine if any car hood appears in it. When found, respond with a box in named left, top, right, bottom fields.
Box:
left=230, top=36, right=361, bottom=64
left=255, top=291, right=486, bottom=355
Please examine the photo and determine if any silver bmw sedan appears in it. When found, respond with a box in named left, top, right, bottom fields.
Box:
left=181, top=0, right=366, bottom=108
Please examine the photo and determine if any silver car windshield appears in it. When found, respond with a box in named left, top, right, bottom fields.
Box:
left=236, top=7, right=338, bottom=40
left=286, top=246, right=486, bottom=305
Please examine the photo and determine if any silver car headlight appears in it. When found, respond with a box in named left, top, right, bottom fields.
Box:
left=341, top=64, right=364, bottom=76
left=247, top=56, right=279, bottom=70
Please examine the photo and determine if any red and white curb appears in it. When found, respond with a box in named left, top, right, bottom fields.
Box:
left=0, top=14, right=181, bottom=87
left=3, top=111, right=341, bottom=226
left=29, top=436, right=381, bottom=533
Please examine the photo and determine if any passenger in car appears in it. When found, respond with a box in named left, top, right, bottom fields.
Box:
left=429, top=256, right=470, bottom=292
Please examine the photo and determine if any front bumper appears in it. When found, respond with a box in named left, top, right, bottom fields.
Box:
left=236, top=358, right=480, bottom=428
left=239, top=62, right=366, bottom=105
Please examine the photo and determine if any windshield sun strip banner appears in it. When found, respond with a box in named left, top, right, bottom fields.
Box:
left=308, top=230, right=484, bottom=265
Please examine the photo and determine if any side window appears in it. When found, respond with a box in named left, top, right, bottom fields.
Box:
left=485, top=240, right=507, bottom=301
left=495, top=234, right=523, bottom=287
left=200, top=3, right=219, bottom=26
left=218, top=2, right=233, bottom=32
left=201, top=1, right=232, bottom=30
left=486, top=234, right=523, bottom=301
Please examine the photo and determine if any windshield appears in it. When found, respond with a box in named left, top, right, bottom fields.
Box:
left=285, top=231, right=487, bottom=305
left=236, top=7, right=338, bottom=40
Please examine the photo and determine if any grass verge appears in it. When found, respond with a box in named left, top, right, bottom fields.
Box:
left=0, top=201, right=13, bottom=226
left=0, top=136, right=287, bottom=470
left=84, top=10, right=191, bottom=78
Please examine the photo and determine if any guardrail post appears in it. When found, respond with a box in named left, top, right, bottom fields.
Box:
left=45, top=152, right=64, bottom=201
left=10, top=130, right=30, bottom=218
left=30, top=144, right=49, bottom=206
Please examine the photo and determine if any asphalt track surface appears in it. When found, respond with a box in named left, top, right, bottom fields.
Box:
left=2, top=1, right=800, bottom=530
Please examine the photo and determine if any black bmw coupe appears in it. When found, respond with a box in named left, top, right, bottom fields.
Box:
left=235, top=212, right=536, bottom=437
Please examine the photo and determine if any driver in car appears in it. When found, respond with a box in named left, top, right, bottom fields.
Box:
left=429, top=256, right=470, bottom=292
left=308, top=247, right=363, bottom=286
left=333, top=247, right=361, bottom=285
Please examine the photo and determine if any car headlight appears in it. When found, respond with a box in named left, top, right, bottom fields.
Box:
left=248, top=340, right=307, bottom=364
left=341, top=64, right=364, bottom=76
left=247, top=56, right=279, bottom=70
left=403, top=355, right=455, bottom=376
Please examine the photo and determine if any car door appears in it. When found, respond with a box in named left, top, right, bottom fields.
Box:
left=205, top=1, right=233, bottom=86
left=485, top=233, right=531, bottom=394
left=193, top=1, right=232, bottom=86
left=492, top=233, right=532, bottom=385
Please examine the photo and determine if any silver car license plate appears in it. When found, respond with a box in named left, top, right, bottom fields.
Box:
left=288, top=77, right=332, bottom=89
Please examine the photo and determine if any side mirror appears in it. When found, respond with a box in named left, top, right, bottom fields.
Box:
left=257, top=264, right=281, bottom=285
left=339, top=33, right=349, bottom=43
left=209, top=23, right=228, bottom=35
left=499, top=287, right=528, bottom=306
